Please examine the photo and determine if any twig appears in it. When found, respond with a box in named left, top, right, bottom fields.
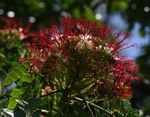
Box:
left=74, top=97, right=115, bottom=117
left=76, top=88, right=95, bottom=117
left=39, top=90, right=60, bottom=98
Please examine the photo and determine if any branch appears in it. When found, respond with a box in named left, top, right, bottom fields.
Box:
left=39, top=90, right=61, bottom=98
left=74, top=97, right=115, bottom=117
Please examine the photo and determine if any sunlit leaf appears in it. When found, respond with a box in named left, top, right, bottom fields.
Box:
left=8, top=97, right=17, bottom=109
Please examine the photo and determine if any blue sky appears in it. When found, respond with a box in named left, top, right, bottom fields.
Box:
left=107, top=13, right=150, bottom=60
left=122, top=23, right=149, bottom=59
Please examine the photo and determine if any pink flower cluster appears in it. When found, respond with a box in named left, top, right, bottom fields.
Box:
left=25, top=17, right=139, bottom=99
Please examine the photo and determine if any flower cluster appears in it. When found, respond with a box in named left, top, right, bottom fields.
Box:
left=0, top=17, right=30, bottom=41
left=0, top=16, right=31, bottom=71
left=25, top=17, right=139, bottom=99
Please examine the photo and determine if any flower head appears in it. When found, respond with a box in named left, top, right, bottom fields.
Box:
left=0, top=17, right=31, bottom=40
left=25, top=17, right=139, bottom=99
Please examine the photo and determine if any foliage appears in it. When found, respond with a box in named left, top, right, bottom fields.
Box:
left=132, top=44, right=150, bottom=116
left=0, top=0, right=149, bottom=33
left=0, top=0, right=97, bottom=30
left=0, top=0, right=149, bottom=116
left=136, top=45, right=150, bottom=80
left=0, top=17, right=29, bottom=72
left=0, top=17, right=141, bottom=116
left=106, top=0, right=149, bottom=33
left=0, top=17, right=30, bottom=116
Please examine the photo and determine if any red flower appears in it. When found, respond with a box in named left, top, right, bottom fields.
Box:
left=0, top=17, right=31, bottom=40
left=25, top=17, right=139, bottom=99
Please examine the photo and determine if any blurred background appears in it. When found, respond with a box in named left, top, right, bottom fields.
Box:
left=0, top=0, right=150, bottom=116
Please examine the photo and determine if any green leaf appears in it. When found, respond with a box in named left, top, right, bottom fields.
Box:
left=0, top=53, right=6, bottom=60
left=20, top=75, right=33, bottom=83
left=81, top=83, right=95, bottom=94
left=10, top=87, right=25, bottom=98
left=16, top=99, right=28, bottom=107
left=3, top=76, right=16, bottom=86
left=3, top=64, right=29, bottom=86
left=83, top=5, right=96, bottom=21
left=8, top=97, right=17, bottom=109
left=3, top=74, right=19, bottom=86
